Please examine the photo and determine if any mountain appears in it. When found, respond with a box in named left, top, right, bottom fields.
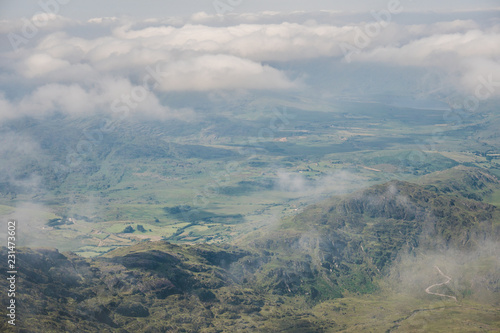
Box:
left=417, top=166, right=500, bottom=201
left=2, top=171, right=499, bottom=332
left=241, top=176, right=499, bottom=299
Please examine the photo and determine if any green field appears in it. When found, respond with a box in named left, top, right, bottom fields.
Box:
left=1, top=99, right=499, bottom=256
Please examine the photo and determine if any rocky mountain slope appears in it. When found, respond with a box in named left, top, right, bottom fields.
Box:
left=1, top=167, right=499, bottom=332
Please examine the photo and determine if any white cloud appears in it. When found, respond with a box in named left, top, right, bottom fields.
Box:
left=21, top=53, right=71, bottom=77
left=0, top=93, right=16, bottom=120
left=2, top=77, right=191, bottom=121
left=277, top=171, right=308, bottom=192
left=0, top=10, right=499, bottom=121
left=350, top=28, right=500, bottom=96
left=19, top=83, right=90, bottom=113
left=111, top=22, right=351, bottom=62
left=87, top=17, right=119, bottom=24
left=154, top=54, right=297, bottom=91
left=356, top=30, right=500, bottom=66
left=276, top=170, right=364, bottom=197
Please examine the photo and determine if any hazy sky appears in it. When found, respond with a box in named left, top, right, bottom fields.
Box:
left=1, top=0, right=499, bottom=19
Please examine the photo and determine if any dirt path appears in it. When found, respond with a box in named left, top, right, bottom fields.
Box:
left=425, top=265, right=457, bottom=302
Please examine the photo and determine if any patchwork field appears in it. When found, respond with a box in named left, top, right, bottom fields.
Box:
left=1, top=99, right=499, bottom=257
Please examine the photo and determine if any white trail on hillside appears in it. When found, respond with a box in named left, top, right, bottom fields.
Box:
left=425, top=265, right=457, bottom=302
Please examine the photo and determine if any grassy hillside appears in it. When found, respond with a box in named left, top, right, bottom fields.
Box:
left=2, top=175, right=499, bottom=332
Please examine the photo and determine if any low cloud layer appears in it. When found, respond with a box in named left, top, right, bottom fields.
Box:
left=276, top=170, right=364, bottom=198
left=0, top=9, right=499, bottom=121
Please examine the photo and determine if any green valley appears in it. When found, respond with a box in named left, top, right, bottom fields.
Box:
left=1, top=169, right=499, bottom=332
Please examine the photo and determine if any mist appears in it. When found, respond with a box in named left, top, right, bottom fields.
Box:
left=275, top=170, right=366, bottom=198
left=387, top=239, right=500, bottom=304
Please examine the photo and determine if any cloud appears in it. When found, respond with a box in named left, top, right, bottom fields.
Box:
left=355, top=29, right=500, bottom=66
left=111, top=21, right=351, bottom=62
left=0, top=10, right=499, bottom=121
left=154, top=54, right=297, bottom=91
left=20, top=83, right=90, bottom=113
left=350, top=27, right=500, bottom=97
left=0, top=202, right=56, bottom=248
left=276, top=170, right=364, bottom=197
left=0, top=93, right=16, bottom=120
left=277, top=171, right=308, bottom=192
left=0, top=131, right=46, bottom=199
left=21, top=53, right=71, bottom=78
left=388, top=239, right=500, bottom=303
left=2, top=77, right=192, bottom=120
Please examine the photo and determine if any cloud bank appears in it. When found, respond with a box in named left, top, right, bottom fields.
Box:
left=0, top=9, right=499, bottom=121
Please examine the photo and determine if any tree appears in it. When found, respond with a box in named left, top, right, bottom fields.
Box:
left=123, top=226, right=135, bottom=233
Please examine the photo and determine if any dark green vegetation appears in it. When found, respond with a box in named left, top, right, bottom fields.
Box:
left=1, top=169, right=499, bottom=332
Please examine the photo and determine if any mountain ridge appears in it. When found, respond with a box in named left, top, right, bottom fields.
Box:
left=2, top=170, right=499, bottom=332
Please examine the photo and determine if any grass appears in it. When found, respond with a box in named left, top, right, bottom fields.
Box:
left=77, top=251, right=105, bottom=258
left=437, top=151, right=486, bottom=163
left=486, top=189, right=500, bottom=207
left=309, top=293, right=500, bottom=332
left=393, top=301, right=500, bottom=332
